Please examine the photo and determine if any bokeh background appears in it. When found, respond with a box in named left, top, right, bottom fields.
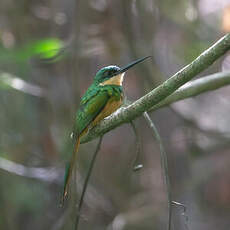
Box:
left=1, top=0, right=230, bottom=229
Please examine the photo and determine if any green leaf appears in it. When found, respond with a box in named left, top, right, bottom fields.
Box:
left=31, top=38, right=63, bottom=59
left=0, top=38, right=64, bottom=63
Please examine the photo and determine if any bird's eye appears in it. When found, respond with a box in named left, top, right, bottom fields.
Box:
left=102, top=71, right=108, bottom=78
left=103, top=70, right=115, bottom=78
left=109, top=70, right=117, bottom=76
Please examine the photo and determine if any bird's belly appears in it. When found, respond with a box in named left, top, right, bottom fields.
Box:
left=91, top=96, right=123, bottom=127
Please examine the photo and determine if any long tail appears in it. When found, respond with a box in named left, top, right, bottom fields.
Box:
left=61, top=136, right=80, bottom=206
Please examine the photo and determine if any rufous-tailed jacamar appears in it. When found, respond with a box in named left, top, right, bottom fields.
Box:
left=62, top=56, right=151, bottom=203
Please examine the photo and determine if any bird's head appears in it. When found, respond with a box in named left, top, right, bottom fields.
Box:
left=94, top=56, right=151, bottom=86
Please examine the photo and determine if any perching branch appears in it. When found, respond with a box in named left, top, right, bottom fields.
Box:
left=150, top=71, right=230, bottom=112
left=81, top=33, right=230, bottom=144
left=2, top=72, right=228, bottom=181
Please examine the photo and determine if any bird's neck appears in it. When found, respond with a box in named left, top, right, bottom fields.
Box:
left=99, top=73, right=125, bottom=86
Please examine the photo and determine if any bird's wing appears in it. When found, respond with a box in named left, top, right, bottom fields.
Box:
left=80, top=84, right=99, bottom=105
left=74, top=88, right=110, bottom=135
left=62, top=88, right=110, bottom=204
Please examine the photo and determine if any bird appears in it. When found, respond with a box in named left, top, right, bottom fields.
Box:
left=61, top=56, right=152, bottom=204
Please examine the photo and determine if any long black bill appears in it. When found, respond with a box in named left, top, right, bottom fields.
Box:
left=118, top=56, right=152, bottom=74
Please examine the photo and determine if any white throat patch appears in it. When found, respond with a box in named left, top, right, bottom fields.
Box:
left=100, top=72, right=125, bottom=86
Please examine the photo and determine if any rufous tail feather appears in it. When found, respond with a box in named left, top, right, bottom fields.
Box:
left=60, top=136, right=80, bottom=206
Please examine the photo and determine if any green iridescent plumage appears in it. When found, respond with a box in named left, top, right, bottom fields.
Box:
left=74, top=84, right=123, bottom=136
left=61, top=56, right=152, bottom=204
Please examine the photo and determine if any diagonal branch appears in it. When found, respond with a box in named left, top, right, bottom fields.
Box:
left=150, top=71, right=230, bottom=111
left=0, top=72, right=45, bottom=97
left=0, top=156, right=60, bottom=183
left=81, top=33, right=230, bottom=144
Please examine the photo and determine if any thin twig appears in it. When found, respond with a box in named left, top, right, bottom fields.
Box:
left=130, top=121, right=143, bottom=171
left=172, top=201, right=189, bottom=230
left=75, top=136, right=103, bottom=230
left=143, top=112, right=172, bottom=230
left=51, top=207, right=71, bottom=230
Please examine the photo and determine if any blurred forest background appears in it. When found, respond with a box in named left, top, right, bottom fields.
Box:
left=1, top=0, right=230, bottom=230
